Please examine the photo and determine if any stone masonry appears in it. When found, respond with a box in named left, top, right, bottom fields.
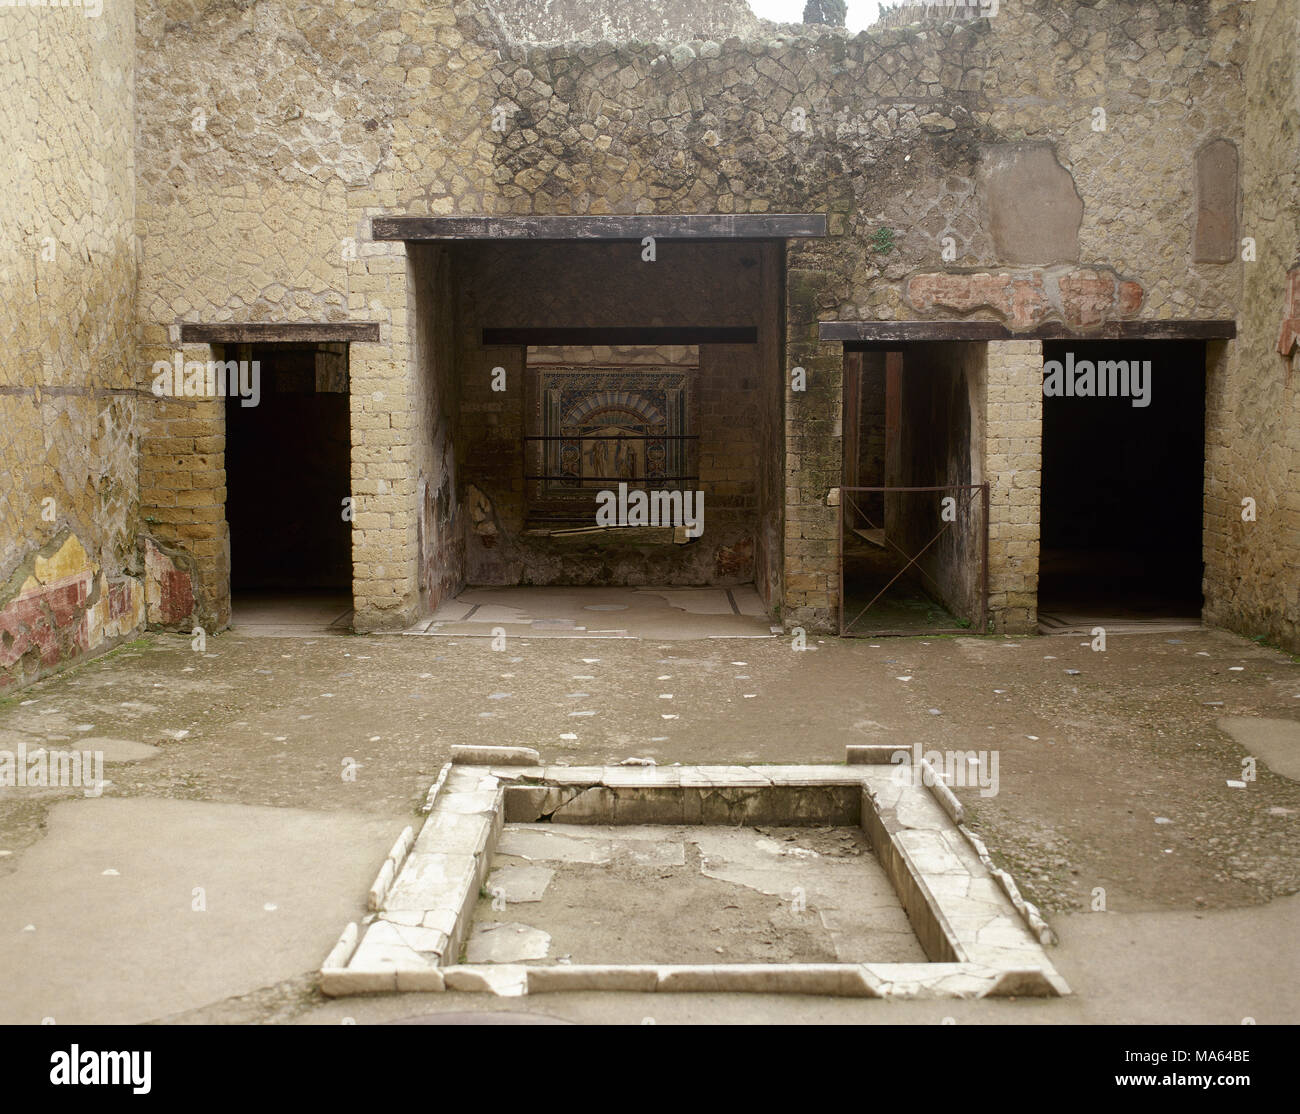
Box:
left=2, top=0, right=1298, bottom=689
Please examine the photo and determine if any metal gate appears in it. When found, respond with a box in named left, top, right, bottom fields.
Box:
left=839, top=484, right=989, bottom=637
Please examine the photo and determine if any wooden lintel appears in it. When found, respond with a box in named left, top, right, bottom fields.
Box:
left=373, top=214, right=828, bottom=242
left=179, top=323, right=382, bottom=344
left=820, top=319, right=1238, bottom=345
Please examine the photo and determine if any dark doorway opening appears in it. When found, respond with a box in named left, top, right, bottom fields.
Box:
left=840, top=344, right=988, bottom=636
left=225, top=343, right=353, bottom=629
left=1038, top=340, right=1206, bottom=627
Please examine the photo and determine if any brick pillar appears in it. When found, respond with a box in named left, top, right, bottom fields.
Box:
left=138, top=329, right=230, bottom=631
left=349, top=248, right=419, bottom=632
left=782, top=259, right=842, bottom=634
left=984, top=339, right=1043, bottom=633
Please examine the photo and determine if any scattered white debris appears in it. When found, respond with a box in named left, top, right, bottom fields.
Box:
left=658, top=694, right=673, bottom=699
left=662, top=714, right=679, bottom=720
left=569, top=710, right=596, bottom=717
left=263, top=903, right=278, bottom=912
left=560, top=733, right=578, bottom=741
left=1154, top=817, right=1172, bottom=824
left=1043, top=655, right=1057, bottom=660
left=1196, top=651, right=1211, bottom=657
left=1226, top=780, right=1247, bottom=788
left=896, top=676, right=912, bottom=682
left=1229, top=666, right=1244, bottom=672
left=488, top=692, right=510, bottom=700
left=273, top=736, right=287, bottom=742
left=743, top=694, right=757, bottom=699
left=928, top=708, right=942, bottom=716
left=1026, top=735, right=1039, bottom=741
left=993, top=689, right=1006, bottom=694
left=102, top=869, right=119, bottom=876
left=620, top=757, right=657, bottom=766
left=369, top=736, right=381, bottom=743
left=581, top=658, right=600, bottom=664
left=419, top=672, right=433, bottom=679
left=1065, top=669, right=1081, bottom=676
left=731, top=661, right=747, bottom=666
left=657, top=675, right=672, bottom=680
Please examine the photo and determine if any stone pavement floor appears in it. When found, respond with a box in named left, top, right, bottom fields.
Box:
left=1, top=623, right=1298, bottom=1024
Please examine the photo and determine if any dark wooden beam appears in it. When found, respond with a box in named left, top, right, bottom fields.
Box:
left=179, top=322, right=381, bottom=344
left=820, top=319, right=1238, bottom=345
left=483, top=326, right=758, bottom=347
left=373, top=214, right=828, bottom=242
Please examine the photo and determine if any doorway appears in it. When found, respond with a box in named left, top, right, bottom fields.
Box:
left=224, top=343, right=353, bottom=631
left=1037, top=340, right=1206, bottom=629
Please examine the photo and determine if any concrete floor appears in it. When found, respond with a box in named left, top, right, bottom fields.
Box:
left=410, top=585, right=775, bottom=639
left=1, top=621, right=1297, bottom=1024
left=230, top=591, right=353, bottom=636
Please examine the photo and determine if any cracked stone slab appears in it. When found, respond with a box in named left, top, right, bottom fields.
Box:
left=465, top=922, right=552, bottom=963
left=441, top=966, right=529, bottom=996
left=437, top=790, right=501, bottom=815
left=496, top=827, right=612, bottom=864
left=413, top=809, right=494, bottom=856
left=452, top=745, right=540, bottom=766
left=486, top=863, right=555, bottom=903
left=383, top=852, right=477, bottom=913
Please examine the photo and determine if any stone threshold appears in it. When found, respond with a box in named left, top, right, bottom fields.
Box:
left=319, top=746, right=1070, bottom=1000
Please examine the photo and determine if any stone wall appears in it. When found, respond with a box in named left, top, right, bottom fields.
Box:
left=1203, top=0, right=1300, bottom=652
left=125, top=1, right=1252, bottom=633
left=0, top=4, right=146, bottom=689
left=483, top=0, right=765, bottom=44
left=2, top=1, right=1280, bottom=663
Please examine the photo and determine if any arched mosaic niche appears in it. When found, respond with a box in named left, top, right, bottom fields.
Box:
left=526, top=346, right=697, bottom=520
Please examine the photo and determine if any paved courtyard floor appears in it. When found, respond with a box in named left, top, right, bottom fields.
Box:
left=1, top=616, right=1297, bottom=1024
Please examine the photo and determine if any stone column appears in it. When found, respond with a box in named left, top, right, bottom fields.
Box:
left=984, top=339, right=1043, bottom=633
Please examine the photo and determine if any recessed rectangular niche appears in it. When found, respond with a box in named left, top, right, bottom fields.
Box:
left=1194, top=139, right=1240, bottom=264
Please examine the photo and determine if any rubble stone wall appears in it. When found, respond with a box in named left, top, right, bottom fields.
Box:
left=0, top=4, right=146, bottom=689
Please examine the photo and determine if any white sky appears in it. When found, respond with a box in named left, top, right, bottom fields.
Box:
left=747, top=0, right=884, bottom=33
